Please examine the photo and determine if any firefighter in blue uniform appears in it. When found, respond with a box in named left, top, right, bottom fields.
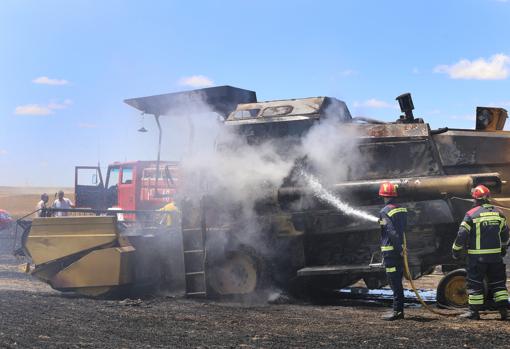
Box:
left=378, top=181, right=408, bottom=321
left=452, top=184, right=509, bottom=320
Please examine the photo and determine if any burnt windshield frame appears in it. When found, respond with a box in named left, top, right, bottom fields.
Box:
left=261, top=105, right=293, bottom=117
left=231, top=108, right=261, bottom=120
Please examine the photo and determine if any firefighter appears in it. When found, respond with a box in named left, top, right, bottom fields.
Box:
left=158, top=200, right=178, bottom=226
left=452, top=185, right=509, bottom=320
left=379, top=181, right=408, bottom=321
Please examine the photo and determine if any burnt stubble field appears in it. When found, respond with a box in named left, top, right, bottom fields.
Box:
left=0, top=243, right=509, bottom=348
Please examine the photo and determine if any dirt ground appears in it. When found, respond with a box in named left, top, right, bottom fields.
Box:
left=0, top=242, right=508, bottom=349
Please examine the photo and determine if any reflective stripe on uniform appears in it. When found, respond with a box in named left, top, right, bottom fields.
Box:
left=479, top=211, right=500, bottom=217
left=460, top=221, right=471, bottom=232
left=469, top=294, right=484, bottom=299
left=386, top=267, right=396, bottom=273
left=467, top=248, right=501, bottom=254
left=500, top=218, right=507, bottom=232
left=387, top=207, right=407, bottom=217
left=494, top=290, right=509, bottom=302
left=468, top=294, right=484, bottom=305
left=472, top=216, right=505, bottom=224
left=452, top=243, right=463, bottom=251
left=381, top=245, right=394, bottom=252
left=476, top=221, right=481, bottom=250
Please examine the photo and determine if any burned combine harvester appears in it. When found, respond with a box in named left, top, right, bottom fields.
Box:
left=125, top=86, right=510, bottom=306
left=22, top=86, right=510, bottom=307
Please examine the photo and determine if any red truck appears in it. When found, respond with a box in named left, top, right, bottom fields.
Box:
left=74, top=161, right=179, bottom=211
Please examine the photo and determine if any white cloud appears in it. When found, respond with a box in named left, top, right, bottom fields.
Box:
left=353, top=98, right=397, bottom=109
left=32, top=76, right=69, bottom=85
left=412, top=67, right=420, bottom=75
left=178, top=75, right=214, bottom=88
left=78, top=123, right=98, bottom=129
left=15, top=104, right=53, bottom=115
left=0, top=149, right=7, bottom=156
left=15, top=99, right=72, bottom=116
left=434, top=54, right=510, bottom=80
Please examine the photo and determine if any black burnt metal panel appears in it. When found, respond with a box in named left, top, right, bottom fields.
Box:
left=124, top=86, right=257, bottom=118
left=433, top=131, right=510, bottom=167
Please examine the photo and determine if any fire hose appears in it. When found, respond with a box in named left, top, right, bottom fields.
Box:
left=402, top=236, right=463, bottom=317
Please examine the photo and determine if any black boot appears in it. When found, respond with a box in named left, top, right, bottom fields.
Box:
left=382, top=310, right=404, bottom=321
left=459, top=310, right=480, bottom=320
left=499, top=307, right=508, bottom=321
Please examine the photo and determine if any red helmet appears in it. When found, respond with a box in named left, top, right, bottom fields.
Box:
left=379, top=182, right=398, bottom=197
left=472, top=185, right=490, bottom=200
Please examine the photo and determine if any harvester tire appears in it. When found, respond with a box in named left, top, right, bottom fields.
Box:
left=207, top=246, right=269, bottom=297
left=436, top=268, right=468, bottom=309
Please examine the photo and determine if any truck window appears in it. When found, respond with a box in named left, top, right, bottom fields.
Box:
left=121, top=167, right=133, bottom=184
left=77, top=168, right=102, bottom=187
left=142, top=168, right=177, bottom=182
left=108, top=168, right=120, bottom=189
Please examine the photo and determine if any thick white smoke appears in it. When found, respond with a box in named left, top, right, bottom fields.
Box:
left=155, top=92, right=374, bottom=249
left=169, top=97, right=367, bottom=209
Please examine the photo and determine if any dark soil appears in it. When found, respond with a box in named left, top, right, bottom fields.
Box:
left=0, top=238, right=509, bottom=348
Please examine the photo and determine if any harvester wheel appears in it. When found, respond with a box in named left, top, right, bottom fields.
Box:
left=436, top=268, right=468, bottom=308
left=207, top=250, right=263, bottom=296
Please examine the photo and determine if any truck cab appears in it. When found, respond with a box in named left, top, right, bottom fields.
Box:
left=75, top=161, right=179, bottom=211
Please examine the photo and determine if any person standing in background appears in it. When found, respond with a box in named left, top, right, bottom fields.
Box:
left=52, top=190, right=75, bottom=217
left=35, top=193, right=49, bottom=217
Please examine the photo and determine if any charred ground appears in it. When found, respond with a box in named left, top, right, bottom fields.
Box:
left=0, top=241, right=509, bottom=349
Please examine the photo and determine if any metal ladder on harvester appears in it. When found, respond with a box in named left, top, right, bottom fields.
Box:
left=180, top=199, right=207, bottom=297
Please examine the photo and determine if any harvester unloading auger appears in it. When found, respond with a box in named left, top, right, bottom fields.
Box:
left=19, top=86, right=510, bottom=309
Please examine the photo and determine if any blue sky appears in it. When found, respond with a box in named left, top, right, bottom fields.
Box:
left=1, top=0, right=510, bottom=186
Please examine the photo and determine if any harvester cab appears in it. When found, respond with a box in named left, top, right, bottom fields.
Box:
left=222, top=96, right=351, bottom=145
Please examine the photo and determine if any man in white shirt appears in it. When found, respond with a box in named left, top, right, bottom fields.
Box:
left=52, top=190, right=75, bottom=216
left=35, top=193, right=49, bottom=217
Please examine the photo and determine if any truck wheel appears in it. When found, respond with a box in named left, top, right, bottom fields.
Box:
left=436, top=268, right=468, bottom=308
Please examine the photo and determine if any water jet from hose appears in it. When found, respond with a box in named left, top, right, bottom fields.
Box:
left=299, top=170, right=379, bottom=223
